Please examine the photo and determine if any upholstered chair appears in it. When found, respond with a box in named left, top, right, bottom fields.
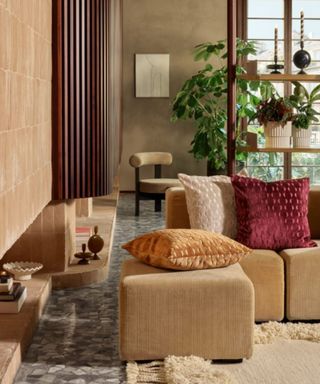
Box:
left=129, top=152, right=181, bottom=216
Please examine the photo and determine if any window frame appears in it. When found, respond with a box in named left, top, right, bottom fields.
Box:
left=238, top=0, right=293, bottom=179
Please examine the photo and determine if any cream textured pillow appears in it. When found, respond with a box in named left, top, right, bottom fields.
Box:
left=122, top=229, right=252, bottom=271
left=178, top=173, right=237, bottom=239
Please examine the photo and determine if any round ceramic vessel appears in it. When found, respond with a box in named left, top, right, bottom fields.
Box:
left=3, top=262, right=43, bottom=281
left=292, top=127, right=312, bottom=148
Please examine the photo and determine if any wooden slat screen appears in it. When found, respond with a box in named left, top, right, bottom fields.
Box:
left=52, top=0, right=122, bottom=199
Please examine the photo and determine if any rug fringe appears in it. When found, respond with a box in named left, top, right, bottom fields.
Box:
left=127, top=361, right=167, bottom=384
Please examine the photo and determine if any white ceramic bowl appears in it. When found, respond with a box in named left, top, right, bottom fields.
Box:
left=3, top=262, right=43, bottom=281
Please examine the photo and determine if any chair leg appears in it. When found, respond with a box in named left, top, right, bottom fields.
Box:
left=135, top=192, right=140, bottom=216
left=155, top=199, right=161, bottom=212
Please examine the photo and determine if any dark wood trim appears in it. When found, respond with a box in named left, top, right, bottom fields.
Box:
left=52, top=0, right=63, bottom=199
left=227, top=0, right=237, bottom=177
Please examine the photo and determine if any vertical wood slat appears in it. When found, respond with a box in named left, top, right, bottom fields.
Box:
left=81, top=0, right=86, bottom=194
left=63, top=0, right=69, bottom=198
left=86, top=0, right=91, bottom=195
left=227, top=0, right=237, bottom=177
left=52, top=0, right=122, bottom=200
left=52, top=0, right=63, bottom=199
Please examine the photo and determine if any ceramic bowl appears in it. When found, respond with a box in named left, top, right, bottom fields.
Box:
left=3, top=262, right=43, bottom=281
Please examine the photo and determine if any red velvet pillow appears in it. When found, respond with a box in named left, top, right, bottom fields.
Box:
left=231, top=176, right=315, bottom=250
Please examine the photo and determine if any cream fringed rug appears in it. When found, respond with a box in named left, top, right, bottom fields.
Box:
left=254, top=321, right=320, bottom=344
left=127, top=322, right=320, bottom=384
left=127, top=355, right=236, bottom=384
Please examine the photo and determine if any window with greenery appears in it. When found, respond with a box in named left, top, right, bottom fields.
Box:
left=242, top=0, right=320, bottom=184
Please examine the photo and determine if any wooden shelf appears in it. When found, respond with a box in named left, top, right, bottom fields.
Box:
left=238, top=74, right=320, bottom=82
left=240, top=146, right=320, bottom=153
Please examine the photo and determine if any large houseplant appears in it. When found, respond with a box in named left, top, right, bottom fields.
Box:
left=254, top=95, right=293, bottom=148
left=289, top=82, right=320, bottom=147
left=171, top=38, right=274, bottom=173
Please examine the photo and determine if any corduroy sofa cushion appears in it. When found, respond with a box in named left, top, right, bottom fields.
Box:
left=122, top=229, right=252, bottom=271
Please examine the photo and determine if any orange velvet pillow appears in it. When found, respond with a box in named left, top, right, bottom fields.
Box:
left=122, top=229, right=252, bottom=271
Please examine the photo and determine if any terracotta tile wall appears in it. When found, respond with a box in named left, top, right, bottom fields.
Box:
left=0, top=0, right=52, bottom=259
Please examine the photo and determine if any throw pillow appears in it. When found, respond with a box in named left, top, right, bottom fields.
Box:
left=231, top=175, right=315, bottom=250
left=122, top=229, right=252, bottom=271
left=178, top=174, right=237, bottom=238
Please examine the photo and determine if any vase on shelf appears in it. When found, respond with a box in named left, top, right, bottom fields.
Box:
left=292, top=127, right=312, bottom=148
left=88, top=226, right=104, bottom=260
left=264, top=121, right=292, bottom=148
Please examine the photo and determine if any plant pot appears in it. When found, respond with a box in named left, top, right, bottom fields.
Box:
left=264, top=121, right=292, bottom=148
left=207, top=162, right=227, bottom=176
left=292, top=127, right=312, bottom=148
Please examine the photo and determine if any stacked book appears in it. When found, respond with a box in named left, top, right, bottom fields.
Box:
left=0, top=274, right=27, bottom=313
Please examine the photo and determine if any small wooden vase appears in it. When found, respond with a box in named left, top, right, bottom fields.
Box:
left=88, top=226, right=104, bottom=260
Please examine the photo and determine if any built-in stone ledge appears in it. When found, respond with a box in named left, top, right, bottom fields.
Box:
left=52, top=190, right=118, bottom=289
left=1, top=183, right=118, bottom=289
left=0, top=274, right=51, bottom=384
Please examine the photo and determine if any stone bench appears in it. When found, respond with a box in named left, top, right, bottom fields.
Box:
left=119, top=258, right=254, bottom=361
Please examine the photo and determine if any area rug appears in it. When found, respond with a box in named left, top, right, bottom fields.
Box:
left=127, top=322, right=320, bottom=384
left=254, top=321, right=320, bottom=344
left=127, top=355, right=236, bottom=384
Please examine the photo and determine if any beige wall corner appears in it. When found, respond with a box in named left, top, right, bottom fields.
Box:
left=76, top=198, right=93, bottom=218
left=2, top=200, right=76, bottom=273
left=120, top=0, right=227, bottom=191
left=0, top=0, right=53, bottom=258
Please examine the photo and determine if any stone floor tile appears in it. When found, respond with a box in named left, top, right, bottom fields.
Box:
left=14, top=194, right=164, bottom=384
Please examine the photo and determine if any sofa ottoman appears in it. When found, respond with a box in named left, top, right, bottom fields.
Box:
left=165, top=186, right=285, bottom=321
left=119, top=258, right=254, bottom=361
left=240, top=250, right=284, bottom=321
left=280, top=242, right=320, bottom=320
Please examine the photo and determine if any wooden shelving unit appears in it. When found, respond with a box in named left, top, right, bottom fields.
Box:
left=227, top=2, right=320, bottom=174
left=238, top=74, right=320, bottom=82
left=241, top=146, right=320, bottom=153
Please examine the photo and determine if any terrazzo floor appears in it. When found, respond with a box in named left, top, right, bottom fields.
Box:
left=15, top=193, right=165, bottom=384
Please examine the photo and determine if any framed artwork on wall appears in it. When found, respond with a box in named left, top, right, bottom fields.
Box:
left=135, top=53, right=170, bottom=98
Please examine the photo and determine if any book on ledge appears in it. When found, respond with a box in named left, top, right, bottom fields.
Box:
left=0, top=282, right=22, bottom=301
left=0, top=286, right=27, bottom=313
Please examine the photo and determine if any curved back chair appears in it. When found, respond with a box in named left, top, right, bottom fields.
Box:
left=129, top=152, right=181, bottom=216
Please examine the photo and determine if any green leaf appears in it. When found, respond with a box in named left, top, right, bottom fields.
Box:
left=188, top=95, right=198, bottom=108
left=176, top=105, right=186, bottom=118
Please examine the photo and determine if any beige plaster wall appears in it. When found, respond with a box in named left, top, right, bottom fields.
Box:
left=0, top=0, right=52, bottom=258
left=120, top=0, right=227, bottom=190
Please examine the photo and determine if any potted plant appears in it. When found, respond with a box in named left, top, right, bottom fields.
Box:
left=254, top=95, right=293, bottom=148
left=171, top=39, right=274, bottom=175
left=289, top=82, right=320, bottom=148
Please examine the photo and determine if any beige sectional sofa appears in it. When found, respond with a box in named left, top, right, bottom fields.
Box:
left=166, top=187, right=320, bottom=321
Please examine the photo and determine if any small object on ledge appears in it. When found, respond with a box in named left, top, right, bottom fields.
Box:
left=88, top=226, right=104, bottom=260
left=293, top=49, right=311, bottom=74
left=267, top=63, right=285, bottom=74
left=293, top=10, right=311, bottom=74
left=267, top=26, right=284, bottom=74
left=243, top=60, right=257, bottom=75
left=0, top=271, right=13, bottom=292
left=246, top=132, right=258, bottom=149
left=74, top=243, right=93, bottom=265
left=2, top=262, right=43, bottom=281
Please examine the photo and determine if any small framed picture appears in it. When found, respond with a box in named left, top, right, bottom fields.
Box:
left=135, top=53, right=170, bottom=98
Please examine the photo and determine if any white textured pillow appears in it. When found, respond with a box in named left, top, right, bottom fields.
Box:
left=178, top=173, right=237, bottom=239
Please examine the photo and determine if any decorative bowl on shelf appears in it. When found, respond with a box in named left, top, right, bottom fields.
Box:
left=3, top=262, right=43, bottom=281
